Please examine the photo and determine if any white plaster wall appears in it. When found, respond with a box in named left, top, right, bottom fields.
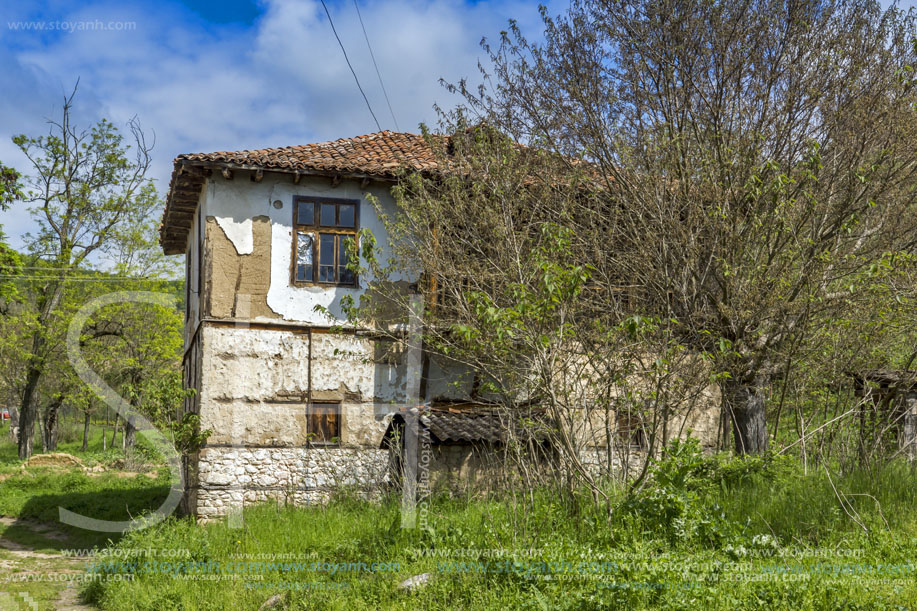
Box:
left=198, top=325, right=408, bottom=447
left=201, top=326, right=311, bottom=404
left=200, top=326, right=410, bottom=405
left=203, top=173, right=410, bottom=324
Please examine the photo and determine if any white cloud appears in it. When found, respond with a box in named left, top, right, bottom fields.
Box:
left=0, top=0, right=559, bottom=250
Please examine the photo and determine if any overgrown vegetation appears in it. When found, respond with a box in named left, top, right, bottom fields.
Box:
left=81, top=442, right=917, bottom=610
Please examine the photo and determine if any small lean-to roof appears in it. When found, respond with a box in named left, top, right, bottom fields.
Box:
left=383, top=405, right=550, bottom=446
left=159, top=130, right=445, bottom=255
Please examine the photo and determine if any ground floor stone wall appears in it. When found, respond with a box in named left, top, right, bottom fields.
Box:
left=194, top=447, right=390, bottom=519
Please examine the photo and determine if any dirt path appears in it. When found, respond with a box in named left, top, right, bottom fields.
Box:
left=0, top=517, right=95, bottom=610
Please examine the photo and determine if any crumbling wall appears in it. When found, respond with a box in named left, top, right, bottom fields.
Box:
left=192, top=324, right=412, bottom=517
left=204, top=216, right=279, bottom=320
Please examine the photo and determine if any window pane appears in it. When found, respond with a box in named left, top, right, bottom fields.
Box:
left=339, top=235, right=355, bottom=285
left=320, top=203, right=336, bottom=226
left=319, top=233, right=335, bottom=282
left=309, top=403, right=340, bottom=443
left=297, top=201, right=314, bottom=225
left=295, top=231, right=314, bottom=282
left=296, top=264, right=313, bottom=282
left=319, top=234, right=335, bottom=265
left=338, top=204, right=355, bottom=228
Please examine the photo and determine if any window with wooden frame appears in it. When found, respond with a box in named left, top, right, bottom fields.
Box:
left=307, top=401, right=341, bottom=445
left=292, top=196, right=359, bottom=287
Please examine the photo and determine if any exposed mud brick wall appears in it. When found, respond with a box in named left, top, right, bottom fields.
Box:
left=204, top=215, right=279, bottom=320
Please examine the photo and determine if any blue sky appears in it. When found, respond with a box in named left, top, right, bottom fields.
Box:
left=0, top=0, right=563, bottom=250
left=0, top=0, right=914, bottom=252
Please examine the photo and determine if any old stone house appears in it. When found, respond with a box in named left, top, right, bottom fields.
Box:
left=159, top=131, right=720, bottom=519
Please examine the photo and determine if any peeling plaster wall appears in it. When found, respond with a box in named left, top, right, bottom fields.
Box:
left=187, top=171, right=425, bottom=517
left=203, top=173, right=409, bottom=324
left=204, top=216, right=278, bottom=319
left=192, top=324, right=412, bottom=516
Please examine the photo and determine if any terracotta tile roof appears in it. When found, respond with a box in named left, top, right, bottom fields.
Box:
left=176, top=130, right=442, bottom=177
left=159, top=130, right=445, bottom=254
left=158, top=128, right=593, bottom=255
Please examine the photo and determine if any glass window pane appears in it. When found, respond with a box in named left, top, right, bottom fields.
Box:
left=296, top=231, right=314, bottom=282
left=319, top=233, right=335, bottom=282
left=339, top=236, right=355, bottom=284
left=320, top=203, right=336, bottom=226
left=338, top=204, right=355, bottom=228
left=297, top=201, right=314, bottom=225
left=319, top=234, right=335, bottom=265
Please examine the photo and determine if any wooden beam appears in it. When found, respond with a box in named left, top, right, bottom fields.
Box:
left=251, top=168, right=264, bottom=183
left=294, top=172, right=302, bottom=185
left=178, top=164, right=210, bottom=178
left=331, top=174, right=342, bottom=187
left=221, top=168, right=233, bottom=180
left=360, top=177, right=371, bottom=189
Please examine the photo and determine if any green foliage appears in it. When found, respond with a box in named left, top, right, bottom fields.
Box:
left=76, top=458, right=917, bottom=610
left=0, top=160, right=22, bottom=208
left=169, top=413, right=211, bottom=455
left=621, top=439, right=793, bottom=548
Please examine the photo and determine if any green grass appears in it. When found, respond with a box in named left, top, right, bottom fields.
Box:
left=3, top=427, right=916, bottom=610
left=0, top=423, right=171, bottom=549
left=0, top=420, right=134, bottom=467
left=81, top=447, right=917, bottom=610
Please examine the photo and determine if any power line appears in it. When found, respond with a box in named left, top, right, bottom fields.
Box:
left=320, top=0, right=382, bottom=132
left=0, top=275, right=157, bottom=282
left=353, top=0, right=400, bottom=131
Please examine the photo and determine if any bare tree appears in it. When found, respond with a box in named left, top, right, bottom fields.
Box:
left=442, top=0, right=917, bottom=453
left=347, top=128, right=717, bottom=506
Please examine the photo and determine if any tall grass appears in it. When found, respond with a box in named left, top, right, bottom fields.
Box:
left=83, top=446, right=917, bottom=610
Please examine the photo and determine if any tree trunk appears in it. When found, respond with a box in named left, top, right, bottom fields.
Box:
left=82, top=412, right=91, bottom=452
left=724, top=378, right=769, bottom=455
left=17, top=279, right=65, bottom=460
left=124, top=416, right=137, bottom=449
left=42, top=398, right=61, bottom=452
left=111, top=415, right=119, bottom=449
left=38, top=406, right=47, bottom=453
left=18, top=365, right=42, bottom=459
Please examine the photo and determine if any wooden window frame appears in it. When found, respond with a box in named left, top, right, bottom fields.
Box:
left=291, top=196, right=360, bottom=288
left=307, top=400, right=341, bottom=446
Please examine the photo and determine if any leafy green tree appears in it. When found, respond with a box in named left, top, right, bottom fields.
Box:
left=11, top=88, right=157, bottom=459
left=0, top=162, right=23, bottom=303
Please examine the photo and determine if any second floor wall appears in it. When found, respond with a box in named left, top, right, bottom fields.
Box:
left=184, top=169, right=412, bottom=338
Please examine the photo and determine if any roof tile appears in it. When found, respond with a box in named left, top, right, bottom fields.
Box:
left=159, top=130, right=444, bottom=254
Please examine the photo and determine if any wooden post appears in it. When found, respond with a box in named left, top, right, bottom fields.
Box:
left=901, top=392, right=917, bottom=461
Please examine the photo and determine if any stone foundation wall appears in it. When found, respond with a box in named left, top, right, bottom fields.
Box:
left=195, top=447, right=390, bottom=519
